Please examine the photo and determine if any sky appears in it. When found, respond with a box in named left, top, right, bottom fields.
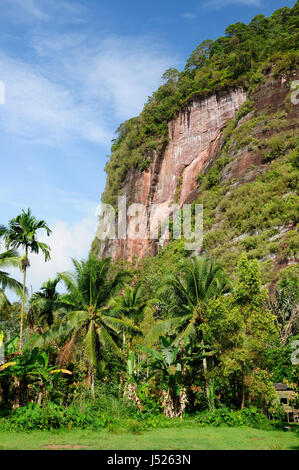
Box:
left=0, top=0, right=296, bottom=298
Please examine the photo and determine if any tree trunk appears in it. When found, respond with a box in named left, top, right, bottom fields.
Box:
left=124, top=382, right=143, bottom=411
left=202, top=356, right=209, bottom=396
left=241, top=369, right=246, bottom=409
left=91, top=367, right=95, bottom=398
left=20, top=266, right=27, bottom=352
left=162, top=387, right=188, bottom=419
left=201, top=339, right=209, bottom=397
left=86, top=365, right=95, bottom=398
left=13, top=377, right=20, bottom=409
left=37, top=382, right=45, bottom=405
left=13, top=377, right=28, bottom=408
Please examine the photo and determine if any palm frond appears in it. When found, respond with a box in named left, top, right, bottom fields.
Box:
left=56, top=333, right=78, bottom=366
left=84, top=321, right=97, bottom=367
left=102, top=315, right=141, bottom=334
left=146, top=315, right=192, bottom=346
left=172, top=321, right=197, bottom=346
left=0, top=270, right=23, bottom=297
left=96, top=325, right=122, bottom=358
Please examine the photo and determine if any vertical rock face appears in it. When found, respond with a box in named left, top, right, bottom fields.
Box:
left=155, top=89, right=247, bottom=206
left=97, top=88, right=247, bottom=260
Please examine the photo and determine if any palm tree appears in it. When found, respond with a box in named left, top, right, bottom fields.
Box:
left=34, top=255, right=140, bottom=396
left=0, top=248, right=23, bottom=317
left=28, top=277, right=62, bottom=332
left=0, top=248, right=23, bottom=298
left=3, top=209, right=51, bottom=351
left=147, top=256, right=231, bottom=394
left=0, top=225, right=23, bottom=309
left=109, top=284, right=146, bottom=346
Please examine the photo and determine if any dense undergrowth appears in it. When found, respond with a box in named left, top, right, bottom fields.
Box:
left=0, top=393, right=288, bottom=433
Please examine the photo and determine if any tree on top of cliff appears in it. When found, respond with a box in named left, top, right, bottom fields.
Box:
left=102, top=2, right=299, bottom=207
left=185, top=40, right=213, bottom=70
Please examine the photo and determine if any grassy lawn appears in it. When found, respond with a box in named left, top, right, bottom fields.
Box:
left=0, top=427, right=298, bottom=450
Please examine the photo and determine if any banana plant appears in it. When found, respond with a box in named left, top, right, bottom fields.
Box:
left=139, top=335, right=192, bottom=418
left=122, top=351, right=143, bottom=410
left=0, top=345, right=71, bottom=406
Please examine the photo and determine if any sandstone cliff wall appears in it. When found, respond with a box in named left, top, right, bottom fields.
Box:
left=97, top=88, right=247, bottom=260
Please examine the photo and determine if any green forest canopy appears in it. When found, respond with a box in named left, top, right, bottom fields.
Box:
left=102, top=2, right=299, bottom=206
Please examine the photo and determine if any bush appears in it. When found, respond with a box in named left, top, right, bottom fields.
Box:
left=0, top=402, right=115, bottom=432
left=0, top=403, right=66, bottom=431
left=195, top=407, right=277, bottom=430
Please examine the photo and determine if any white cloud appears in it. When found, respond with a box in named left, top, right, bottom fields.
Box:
left=0, top=52, right=110, bottom=145
left=28, top=215, right=96, bottom=292
left=86, top=36, right=177, bottom=120
left=0, top=0, right=84, bottom=22
left=181, top=13, right=197, bottom=20
left=8, top=211, right=98, bottom=296
left=2, top=0, right=48, bottom=20
left=203, top=0, right=262, bottom=9
left=3, top=187, right=101, bottom=298
left=0, top=34, right=176, bottom=145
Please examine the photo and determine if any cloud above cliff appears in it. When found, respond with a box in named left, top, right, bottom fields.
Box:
left=0, top=52, right=110, bottom=146
left=181, top=12, right=197, bottom=20
left=0, top=10, right=177, bottom=298
left=0, top=0, right=84, bottom=22
left=27, top=215, right=96, bottom=292
left=1, top=0, right=48, bottom=20
left=7, top=200, right=99, bottom=296
left=203, top=0, right=262, bottom=9
left=0, top=33, right=176, bottom=146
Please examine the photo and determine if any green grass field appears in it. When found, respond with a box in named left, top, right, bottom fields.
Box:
left=0, top=427, right=298, bottom=450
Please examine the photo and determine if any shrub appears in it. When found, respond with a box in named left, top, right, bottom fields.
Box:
left=195, top=407, right=275, bottom=430
left=0, top=403, right=66, bottom=431
left=0, top=402, right=115, bottom=432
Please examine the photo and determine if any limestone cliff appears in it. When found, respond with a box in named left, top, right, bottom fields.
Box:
left=94, top=69, right=298, bottom=278
left=96, top=88, right=247, bottom=260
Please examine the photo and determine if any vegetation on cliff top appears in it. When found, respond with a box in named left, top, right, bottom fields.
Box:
left=102, top=2, right=299, bottom=206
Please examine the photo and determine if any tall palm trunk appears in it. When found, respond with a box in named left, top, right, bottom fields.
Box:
left=202, top=356, right=209, bottom=397
left=88, top=365, right=95, bottom=398
left=201, top=339, right=209, bottom=397
left=20, top=265, right=27, bottom=352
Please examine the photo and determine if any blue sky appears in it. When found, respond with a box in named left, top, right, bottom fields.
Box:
left=0, top=0, right=296, bottom=295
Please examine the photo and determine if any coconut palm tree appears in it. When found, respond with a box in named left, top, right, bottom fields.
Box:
left=3, top=210, right=51, bottom=351
left=146, top=256, right=232, bottom=394
left=0, top=225, right=23, bottom=308
left=34, top=255, right=140, bottom=395
left=109, top=284, right=146, bottom=346
left=147, top=256, right=231, bottom=344
left=28, top=277, right=62, bottom=332
left=0, top=248, right=23, bottom=298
